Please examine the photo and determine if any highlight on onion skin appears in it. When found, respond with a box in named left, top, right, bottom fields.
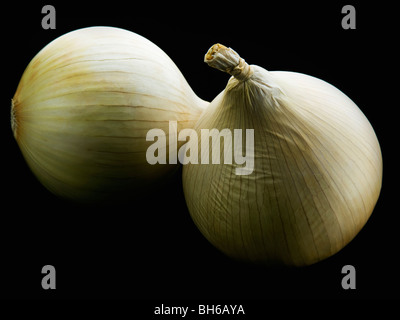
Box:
left=182, top=44, right=383, bottom=267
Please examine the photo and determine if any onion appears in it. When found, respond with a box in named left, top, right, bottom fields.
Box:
left=11, top=27, right=207, bottom=203
left=182, top=44, right=383, bottom=266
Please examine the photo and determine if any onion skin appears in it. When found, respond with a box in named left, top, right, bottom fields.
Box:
left=11, top=27, right=207, bottom=203
left=182, top=44, right=382, bottom=266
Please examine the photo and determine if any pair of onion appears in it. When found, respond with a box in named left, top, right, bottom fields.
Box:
left=11, top=27, right=382, bottom=266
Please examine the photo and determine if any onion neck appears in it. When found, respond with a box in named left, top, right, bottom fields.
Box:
left=204, top=44, right=253, bottom=82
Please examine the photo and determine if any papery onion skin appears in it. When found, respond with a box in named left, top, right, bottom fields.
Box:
left=182, top=44, right=382, bottom=266
left=11, top=27, right=207, bottom=203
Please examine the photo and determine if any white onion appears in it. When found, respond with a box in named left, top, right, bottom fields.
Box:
left=11, top=27, right=207, bottom=203
left=182, top=44, right=382, bottom=266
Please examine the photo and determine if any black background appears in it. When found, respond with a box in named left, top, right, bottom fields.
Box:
left=1, top=0, right=397, bottom=304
